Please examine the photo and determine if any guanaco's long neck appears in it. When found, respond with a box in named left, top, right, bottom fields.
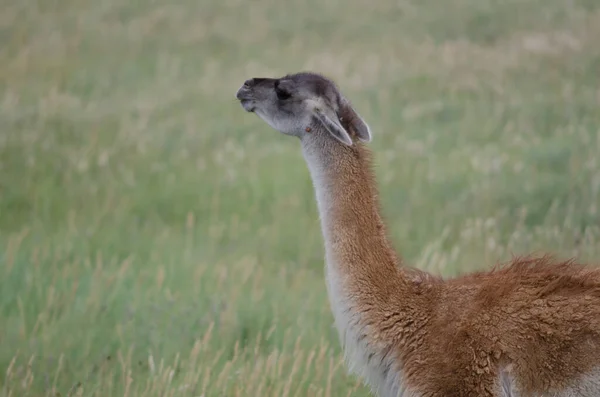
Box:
left=301, top=133, right=404, bottom=299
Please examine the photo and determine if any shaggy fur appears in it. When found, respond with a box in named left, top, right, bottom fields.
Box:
left=236, top=71, right=600, bottom=396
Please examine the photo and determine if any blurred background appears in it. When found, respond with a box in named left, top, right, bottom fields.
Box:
left=1, top=0, right=599, bottom=395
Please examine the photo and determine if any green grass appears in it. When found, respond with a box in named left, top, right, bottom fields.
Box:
left=1, top=0, right=600, bottom=395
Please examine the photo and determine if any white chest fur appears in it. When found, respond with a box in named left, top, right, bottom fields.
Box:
left=325, top=258, right=412, bottom=397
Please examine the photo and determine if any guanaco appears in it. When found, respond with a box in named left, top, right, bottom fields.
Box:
left=235, top=72, right=600, bottom=397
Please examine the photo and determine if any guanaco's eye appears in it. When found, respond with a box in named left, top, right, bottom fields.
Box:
left=276, top=88, right=291, bottom=100
left=274, top=81, right=291, bottom=100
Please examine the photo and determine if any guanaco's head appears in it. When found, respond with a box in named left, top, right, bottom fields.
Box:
left=235, top=72, right=371, bottom=146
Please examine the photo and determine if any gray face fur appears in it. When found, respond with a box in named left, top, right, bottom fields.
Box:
left=235, top=72, right=371, bottom=146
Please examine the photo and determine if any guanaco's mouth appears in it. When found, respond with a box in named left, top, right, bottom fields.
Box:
left=236, top=85, right=256, bottom=112
left=239, top=99, right=255, bottom=112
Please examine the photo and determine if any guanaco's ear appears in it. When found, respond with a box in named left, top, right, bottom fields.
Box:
left=312, top=107, right=353, bottom=146
left=339, top=98, right=371, bottom=143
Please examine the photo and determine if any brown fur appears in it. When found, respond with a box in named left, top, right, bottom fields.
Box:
left=323, top=140, right=600, bottom=396
left=236, top=71, right=600, bottom=396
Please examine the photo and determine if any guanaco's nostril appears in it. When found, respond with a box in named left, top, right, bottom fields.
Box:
left=243, top=79, right=254, bottom=87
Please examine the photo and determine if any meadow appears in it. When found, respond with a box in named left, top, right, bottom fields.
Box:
left=1, top=0, right=600, bottom=395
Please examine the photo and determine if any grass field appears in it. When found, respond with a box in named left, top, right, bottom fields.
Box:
left=1, top=0, right=600, bottom=395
